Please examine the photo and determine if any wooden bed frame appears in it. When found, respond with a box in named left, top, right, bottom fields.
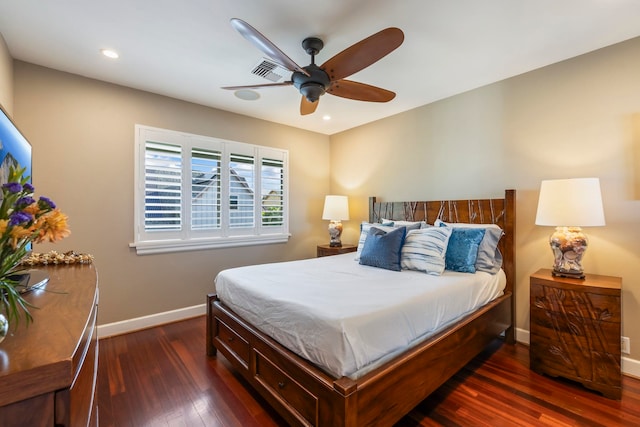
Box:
left=207, top=190, right=516, bottom=426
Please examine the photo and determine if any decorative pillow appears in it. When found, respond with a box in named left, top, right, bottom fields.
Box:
left=435, top=219, right=504, bottom=274
left=381, top=219, right=427, bottom=230
left=355, top=222, right=396, bottom=260
left=444, top=228, right=485, bottom=273
left=401, top=227, right=452, bottom=275
left=359, top=226, right=407, bottom=271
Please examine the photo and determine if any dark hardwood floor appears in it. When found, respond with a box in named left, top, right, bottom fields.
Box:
left=98, top=316, right=640, bottom=426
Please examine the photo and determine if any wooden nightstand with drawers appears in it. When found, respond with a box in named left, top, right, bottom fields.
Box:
left=529, top=268, right=622, bottom=399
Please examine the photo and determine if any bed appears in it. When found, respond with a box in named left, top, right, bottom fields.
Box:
left=207, top=190, right=516, bottom=426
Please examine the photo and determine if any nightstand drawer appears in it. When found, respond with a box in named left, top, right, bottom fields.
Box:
left=530, top=308, right=621, bottom=355
left=531, top=286, right=621, bottom=322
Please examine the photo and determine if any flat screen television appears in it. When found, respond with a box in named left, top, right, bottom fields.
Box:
left=0, top=104, right=32, bottom=187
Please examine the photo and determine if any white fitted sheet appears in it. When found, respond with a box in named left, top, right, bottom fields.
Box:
left=215, top=253, right=506, bottom=379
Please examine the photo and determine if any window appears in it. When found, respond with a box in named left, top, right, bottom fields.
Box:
left=132, top=125, right=289, bottom=254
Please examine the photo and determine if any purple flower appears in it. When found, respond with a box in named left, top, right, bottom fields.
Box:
left=23, top=183, right=35, bottom=193
left=9, top=211, right=33, bottom=226
left=2, top=182, right=22, bottom=193
left=15, top=196, right=36, bottom=209
left=38, top=196, right=56, bottom=210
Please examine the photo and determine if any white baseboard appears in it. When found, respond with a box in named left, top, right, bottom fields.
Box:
left=516, top=327, right=530, bottom=345
left=515, top=327, right=640, bottom=379
left=97, top=304, right=206, bottom=338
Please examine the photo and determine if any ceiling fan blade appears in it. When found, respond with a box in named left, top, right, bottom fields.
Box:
left=222, top=82, right=293, bottom=90
left=230, top=18, right=310, bottom=77
left=327, top=80, right=396, bottom=102
left=300, top=96, right=319, bottom=115
left=321, top=27, right=404, bottom=81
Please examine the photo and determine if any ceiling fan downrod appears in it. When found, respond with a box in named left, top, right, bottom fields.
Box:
left=294, top=37, right=330, bottom=102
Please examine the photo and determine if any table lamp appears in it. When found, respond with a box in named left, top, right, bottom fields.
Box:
left=322, top=195, right=349, bottom=247
left=535, top=178, right=605, bottom=278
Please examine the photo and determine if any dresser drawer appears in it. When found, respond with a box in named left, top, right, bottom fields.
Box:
left=255, top=350, right=318, bottom=426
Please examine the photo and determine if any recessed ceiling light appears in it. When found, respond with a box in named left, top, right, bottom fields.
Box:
left=234, top=89, right=260, bottom=101
left=101, top=49, right=119, bottom=59
left=322, top=115, right=331, bottom=121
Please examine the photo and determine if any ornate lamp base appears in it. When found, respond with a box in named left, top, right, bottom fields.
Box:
left=549, top=226, right=588, bottom=279
left=328, top=220, right=343, bottom=247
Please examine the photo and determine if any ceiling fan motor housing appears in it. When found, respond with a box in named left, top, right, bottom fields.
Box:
left=292, top=64, right=330, bottom=102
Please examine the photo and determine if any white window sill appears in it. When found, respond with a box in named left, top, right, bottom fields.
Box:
left=130, top=234, right=290, bottom=255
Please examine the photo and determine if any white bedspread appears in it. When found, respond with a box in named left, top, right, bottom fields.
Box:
left=215, top=253, right=506, bottom=379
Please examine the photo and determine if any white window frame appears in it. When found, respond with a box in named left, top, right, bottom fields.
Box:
left=131, top=125, right=289, bottom=255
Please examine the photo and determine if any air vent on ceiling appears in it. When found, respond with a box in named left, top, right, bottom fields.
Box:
left=251, top=58, right=290, bottom=82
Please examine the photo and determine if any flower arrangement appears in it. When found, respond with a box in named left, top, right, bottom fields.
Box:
left=0, top=165, right=70, bottom=327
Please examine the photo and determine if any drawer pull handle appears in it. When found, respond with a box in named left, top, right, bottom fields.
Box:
left=278, top=381, right=285, bottom=389
left=227, top=336, right=234, bottom=342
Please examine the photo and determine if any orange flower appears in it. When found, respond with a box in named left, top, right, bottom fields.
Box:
left=23, top=203, right=42, bottom=216
left=0, top=219, right=7, bottom=236
left=35, top=209, right=71, bottom=243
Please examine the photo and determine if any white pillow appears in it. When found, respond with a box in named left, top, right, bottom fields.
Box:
left=381, top=219, right=427, bottom=230
left=400, top=227, right=452, bottom=275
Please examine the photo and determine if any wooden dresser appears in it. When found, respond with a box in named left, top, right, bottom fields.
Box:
left=0, top=264, right=99, bottom=426
left=529, top=268, right=621, bottom=399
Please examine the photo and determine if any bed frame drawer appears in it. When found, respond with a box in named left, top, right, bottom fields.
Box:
left=215, top=318, right=250, bottom=370
left=254, top=350, right=319, bottom=426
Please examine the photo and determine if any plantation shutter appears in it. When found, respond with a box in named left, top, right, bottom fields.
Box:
left=229, top=152, right=255, bottom=229
left=144, top=141, right=182, bottom=232
left=191, top=147, right=222, bottom=230
left=261, top=157, right=284, bottom=226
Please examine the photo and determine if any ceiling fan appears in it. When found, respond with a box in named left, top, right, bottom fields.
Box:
left=222, top=18, right=404, bottom=115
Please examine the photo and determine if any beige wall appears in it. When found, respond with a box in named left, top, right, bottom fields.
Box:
left=10, top=36, right=640, bottom=361
left=0, top=33, right=13, bottom=112
left=331, top=37, right=640, bottom=360
left=13, top=62, right=331, bottom=324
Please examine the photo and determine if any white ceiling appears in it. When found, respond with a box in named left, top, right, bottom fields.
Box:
left=1, top=0, right=640, bottom=135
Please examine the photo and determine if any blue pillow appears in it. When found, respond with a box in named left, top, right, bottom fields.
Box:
left=359, top=226, right=407, bottom=271
left=445, top=228, right=485, bottom=273
left=435, top=220, right=504, bottom=274
left=355, top=222, right=397, bottom=260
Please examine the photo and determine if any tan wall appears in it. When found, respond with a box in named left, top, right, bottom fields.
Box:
left=331, top=37, right=640, bottom=360
left=13, top=62, right=331, bottom=324
left=11, top=36, right=640, bottom=360
left=0, top=33, right=13, bottom=112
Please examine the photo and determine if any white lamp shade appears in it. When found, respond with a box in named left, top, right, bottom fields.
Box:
left=535, top=178, right=605, bottom=226
left=322, top=195, right=349, bottom=220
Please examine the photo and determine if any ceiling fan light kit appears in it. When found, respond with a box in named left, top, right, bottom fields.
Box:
left=223, top=18, right=404, bottom=115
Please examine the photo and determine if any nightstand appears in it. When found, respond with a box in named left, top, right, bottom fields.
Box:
left=317, top=244, right=357, bottom=257
left=529, top=268, right=622, bottom=399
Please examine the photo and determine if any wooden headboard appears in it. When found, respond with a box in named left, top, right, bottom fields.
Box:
left=369, top=189, right=516, bottom=339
